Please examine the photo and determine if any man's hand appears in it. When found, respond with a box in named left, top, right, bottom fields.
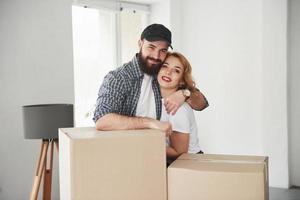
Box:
left=148, top=119, right=172, bottom=137
left=164, top=90, right=185, bottom=115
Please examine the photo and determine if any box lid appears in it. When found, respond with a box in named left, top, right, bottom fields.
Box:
left=169, top=153, right=268, bottom=173
left=59, top=127, right=164, bottom=139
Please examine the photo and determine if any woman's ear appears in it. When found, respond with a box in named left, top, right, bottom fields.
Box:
left=179, top=81, right=185, bottom=88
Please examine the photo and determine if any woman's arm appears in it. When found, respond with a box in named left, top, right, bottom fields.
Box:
left=166, top=131, right=190, bottom=159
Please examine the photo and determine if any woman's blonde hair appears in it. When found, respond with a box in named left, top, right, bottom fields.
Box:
left=166, top=52, right=197, bottom=92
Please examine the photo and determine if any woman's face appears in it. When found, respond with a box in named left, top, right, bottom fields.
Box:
left=157, top=55, right=184, bottom=90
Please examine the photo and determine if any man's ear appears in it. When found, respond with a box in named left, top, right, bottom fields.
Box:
left=138, top=39, right=143, bottom=48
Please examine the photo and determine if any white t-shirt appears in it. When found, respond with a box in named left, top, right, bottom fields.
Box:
left=135, top=74, right=156, bottom=119
left=160, top=101, right=201, bottom=153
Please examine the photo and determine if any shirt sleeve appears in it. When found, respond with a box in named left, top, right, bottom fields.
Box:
left=93, top=71, right=127, bottom=122
left=168, top=103, right=193, bottom=134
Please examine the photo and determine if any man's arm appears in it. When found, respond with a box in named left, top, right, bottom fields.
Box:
left=186, top=89, right=209, bottom=111
left=93, top=72, right=122, bottom=120
left=164, top=89, right=209, bottom=115
left=95, top=113, right=173, bottom=136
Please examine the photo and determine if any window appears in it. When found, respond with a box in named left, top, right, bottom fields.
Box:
left=119, top=8, right=148, bottom=63
left=72, top=1, right=149, bottom=127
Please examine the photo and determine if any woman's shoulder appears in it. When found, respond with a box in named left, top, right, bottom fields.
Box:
left=177, top=102, right=194, bottom=115
left=170, top=102, right=194, bottom=122
left=168, top=102, right=195, bottom=134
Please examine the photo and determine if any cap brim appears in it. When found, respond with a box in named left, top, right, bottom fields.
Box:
left=144, top=37, right=173, bottom=49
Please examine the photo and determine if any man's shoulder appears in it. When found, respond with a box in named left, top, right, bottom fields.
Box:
left=108, top=61, right=141, bottom=81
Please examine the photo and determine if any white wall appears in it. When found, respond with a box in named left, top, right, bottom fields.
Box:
left=180, top=0, right=264, bottom=154
left=167, top=0, right=288, bottom=188
left=150, top=0, right=170, bottom=28
left=0, top=0, right=74, bottom=199
left=288, top=0, right=300, bottom=187
left=150, top=0, right=182, bottom=50
left=169, top=0, right=182, bottom=50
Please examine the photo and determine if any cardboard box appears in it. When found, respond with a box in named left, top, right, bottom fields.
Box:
left=168, top=154, right=268, bottom=200
left=59, top=127, right=166, bottom=200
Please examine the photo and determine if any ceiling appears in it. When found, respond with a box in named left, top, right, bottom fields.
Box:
left=121, top=0, right=163, bottom=5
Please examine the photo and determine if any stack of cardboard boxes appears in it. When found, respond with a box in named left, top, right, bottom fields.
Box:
left=59, top=127, right=268, bottom=200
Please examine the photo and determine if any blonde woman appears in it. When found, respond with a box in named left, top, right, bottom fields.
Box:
left=157, top=52, right=203, bottom=161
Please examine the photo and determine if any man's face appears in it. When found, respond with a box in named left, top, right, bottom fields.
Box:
left=138, top=39, right=169, bottom=75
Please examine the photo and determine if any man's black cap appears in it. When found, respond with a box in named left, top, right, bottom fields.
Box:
left=141, top=24, right=173, bottom=49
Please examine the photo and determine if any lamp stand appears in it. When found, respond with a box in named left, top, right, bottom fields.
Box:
left=30, top=139, right=58, bottom=200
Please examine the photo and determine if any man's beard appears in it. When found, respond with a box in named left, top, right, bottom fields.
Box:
left=138, top=50, right=163, bottom=75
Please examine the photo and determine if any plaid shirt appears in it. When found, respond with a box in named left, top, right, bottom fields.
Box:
left=93, top=54, right=162, bottom=123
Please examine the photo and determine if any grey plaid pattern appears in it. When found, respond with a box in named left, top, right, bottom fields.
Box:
left=93, top=54, right=162, bottom=123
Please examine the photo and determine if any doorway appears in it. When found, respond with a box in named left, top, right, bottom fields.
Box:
left=288, top=0, right=300, bottom=187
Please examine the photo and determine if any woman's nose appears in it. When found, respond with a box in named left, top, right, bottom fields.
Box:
left=166, top=68, right=172, bottom=75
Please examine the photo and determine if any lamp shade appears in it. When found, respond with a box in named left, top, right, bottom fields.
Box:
left=22, top=104, right=74, bottom=139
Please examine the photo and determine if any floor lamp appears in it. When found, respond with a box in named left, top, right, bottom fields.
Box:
left=22, top=104, right=73, bottom=200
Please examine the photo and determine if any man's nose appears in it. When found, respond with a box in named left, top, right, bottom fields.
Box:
left=152, top=50, right=160, bottom=60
